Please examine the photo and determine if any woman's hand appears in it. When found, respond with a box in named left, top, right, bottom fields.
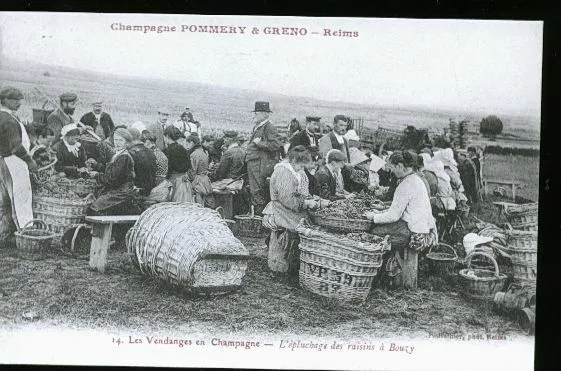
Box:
left=344, top=193, right=356, bottom=199
left=367, top=184, right=378, bottom=192
left=304, top=199, right=319, bottom=210
left=363, top=211, right=378, bottom=221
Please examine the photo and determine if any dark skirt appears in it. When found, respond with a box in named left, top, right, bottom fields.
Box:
left=88, top=181, right=137, bottom=215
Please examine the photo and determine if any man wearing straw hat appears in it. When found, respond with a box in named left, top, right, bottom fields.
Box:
left=0, top=87, right=36, bottom=245
left=46, top=92, right=78, bottom=143
left=245, top=101, right=280, bottom=215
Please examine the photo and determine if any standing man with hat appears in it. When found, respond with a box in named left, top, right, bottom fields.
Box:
left=0, top=87, right=37, bottom=245
left=148, top=109, right=170, bottom=150
left=245, top=101, right=280, bottom=215
left=46, top=92, right=78, bottom=142
left=79, top=101, right=115, bottom=141
left=79, top=101, right=115, bottom=159
left=318, top=114, right=351, bottom=163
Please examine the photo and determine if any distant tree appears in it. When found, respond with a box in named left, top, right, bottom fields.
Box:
left=43, top=71, right=51, bottom=77
left=480, top=115, right=503, bottom=137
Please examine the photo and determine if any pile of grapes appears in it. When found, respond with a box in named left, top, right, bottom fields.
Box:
left=315, top=191, right=384, bottom=219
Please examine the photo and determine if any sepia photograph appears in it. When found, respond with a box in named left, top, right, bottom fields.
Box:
left=0, top=11, right=542, bottom=370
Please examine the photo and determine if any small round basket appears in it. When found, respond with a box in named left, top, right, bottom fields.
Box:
left=309, top=213, right=373, bottom=234
left=426, top=243, right=458, bottom=276
left=458, top=251, right=508, bottom=302
left=14, top=219, right=54, bottom=259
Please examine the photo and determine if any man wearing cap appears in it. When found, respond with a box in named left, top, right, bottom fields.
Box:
left=79, top=101, right=115, bottom=141
left=318, top=115, right=351, bottom=163
left=148, top=109, right=170, bottom=150
left=46, top=92, right=78, bottom=142
left=174, top=110, right=201, bottom=138
left=0, top=87, right=36, bottom=243
left=289, top=116, right=321, bottom=155
left=245, top=101, right=281, bottom=215
left=211, top=130, right=246, bottom=182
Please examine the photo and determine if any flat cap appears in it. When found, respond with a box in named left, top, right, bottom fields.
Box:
left=60, top=92, right=78, bottom=102
left=92, top=101, right=103, bottom=105
left=305, top=116, right=321, bottom=122
left=158, top=108, right=170, bottom=115
left=0, top=87, right=24, bottom=100
left=223, top=130, right=239, bottom=138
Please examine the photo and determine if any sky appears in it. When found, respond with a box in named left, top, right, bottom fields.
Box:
left=0, top=12, right=543, bottom=117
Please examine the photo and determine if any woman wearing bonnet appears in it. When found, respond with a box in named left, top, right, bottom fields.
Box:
left=54, top=123, right=87, bottom=178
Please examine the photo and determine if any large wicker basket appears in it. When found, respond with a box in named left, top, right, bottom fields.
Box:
left=127, top=202, right=249, bottom=294
left=296, top=225, right=390, bottom=302
left=504, top=203, right=538, bottom=227
left=14, top=219, right=54, bottom=259
left=57, top=179, right=101, bottom=197
left=309, top=213, right=373, bottom=234
left=33, top=194, right=95, bottom=216
left=458, top=251, right=508, bottom=301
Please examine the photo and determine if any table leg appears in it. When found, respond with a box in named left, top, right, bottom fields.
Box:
left=89, top=223, right=113, bottom=273
left=396, top=248, right=418, bottom=289
left=512, top=184, right=516, bottom=201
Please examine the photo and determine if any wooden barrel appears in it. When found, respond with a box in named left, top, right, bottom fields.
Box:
left=126, top=202, right=249, bottom=294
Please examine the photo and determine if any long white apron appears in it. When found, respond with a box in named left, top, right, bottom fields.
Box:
left=3, top=113, right=33, bottom=229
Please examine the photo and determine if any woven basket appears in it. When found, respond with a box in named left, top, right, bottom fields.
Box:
left=504, top=203, right=538, bottom=225
left=309, top=213, right=373, bottom=234
left=14, top=219, right=54, bottom=259
left=233, top=205, right=267, bottom=237
left=458, top=251, right=508, bottom=301
left=511, top=262, right=537, bottom=282
left=296, top=225, right=390, bottom=302
left=510, top=222, right=538, bottom=232
left=505, top=224, right=538, bottom=251
left=126, top=202, right=249, bottom=294
left=34, top=209, right=85, bottom=226
left=426, top=243, right=458, bottom=276
left=32, top=194, right=95, bottom=217
left=57, top=180, right=101, bottom=197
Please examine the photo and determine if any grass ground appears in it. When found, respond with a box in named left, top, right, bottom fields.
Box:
left=482, top=154, right=540, bottom=202
left=0, top=197, right=528, bottom=340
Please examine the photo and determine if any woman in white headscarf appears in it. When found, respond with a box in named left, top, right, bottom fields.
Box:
left=433, top=148, right=468, bottom=204
left=54, top=124, right=88, bottom=178
left=423, top=155, right=456, bottom=212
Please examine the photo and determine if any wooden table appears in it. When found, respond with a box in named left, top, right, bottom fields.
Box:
left=85, top=215, right=139, bottom=273
left=483, top=179, right=522, bottom=201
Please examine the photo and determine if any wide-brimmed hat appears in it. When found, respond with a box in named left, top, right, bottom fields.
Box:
left=252, top=101, right=272, bottom=113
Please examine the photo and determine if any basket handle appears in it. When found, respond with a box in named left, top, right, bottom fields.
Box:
left=428, top=243, right=458, bottom=260
left=215, top=206, right=225, bottom=219
left=502, top=223, right=514, bottom=233
left=37, top=158, right=57, bottom=172
left=20, top=219, right=48, bottom=234
left=465, top=251, right=500, bottom=277
left=70, top=224, right=88, bottom=252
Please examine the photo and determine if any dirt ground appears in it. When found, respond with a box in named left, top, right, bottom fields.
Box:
left=0, top=196, right=530, bottom=340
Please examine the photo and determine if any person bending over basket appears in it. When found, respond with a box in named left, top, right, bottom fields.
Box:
left=87, top=128, right=138, bottom=216
left=263, top=145, right=330, bottom=282
left=54, top=124, right=87, bottom=179
left=314, top=149, right=354, bottom=201
left=364, top=150, right=437, bottom=259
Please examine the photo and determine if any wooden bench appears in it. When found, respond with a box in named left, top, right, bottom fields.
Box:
left=483, top=179, right=522, bottom=201
left=85, top=215, right=140, bottom=273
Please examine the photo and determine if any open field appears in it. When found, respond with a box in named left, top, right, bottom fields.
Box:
left=1, top=58, right=541, bottom=138
left=482, top=154, right=540, bottom=202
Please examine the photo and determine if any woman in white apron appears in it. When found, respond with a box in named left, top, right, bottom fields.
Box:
left=0, top=87, right=36, bottom=242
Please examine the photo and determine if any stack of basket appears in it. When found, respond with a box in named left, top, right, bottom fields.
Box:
left=449, top=121, right=460, bottom=145
left=296, top=218, right=390, bottom=302
left=126, top=202, right=249, bottom=294
left=32, top=182, right=98, bottom=247
left=502, top=203, right=538, bottom=287
left=458, top=120, right=480, bottom=149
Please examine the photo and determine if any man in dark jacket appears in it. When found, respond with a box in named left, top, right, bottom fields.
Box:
left=211, top=130, right=246, bottom=181
left=245, top=101, right=280, bottom=215
left=289, top=116, right=321, bottom=195
left=80, top=101, right=115, bottom=140
left=457, top=149, right=480, bottom=205
left=46, top=92, right=77, bottom=142
left=127, top=128, right=156, bottom=196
